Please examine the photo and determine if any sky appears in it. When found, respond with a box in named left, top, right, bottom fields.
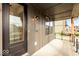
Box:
left=74, top=17, right=79, bottom=26
left=66, top=19, right=71, bottom=26
left=66, top=17, right=79, bottom=26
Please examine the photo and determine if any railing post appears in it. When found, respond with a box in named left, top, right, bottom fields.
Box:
left=73, top=35, right=75, bottom=46
left=76, top=39, right=78, bottom=52
left=71, top=17, right=75, bottom=42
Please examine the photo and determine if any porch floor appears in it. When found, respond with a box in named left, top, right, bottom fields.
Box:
left=32, top=39, right=79, bottom=56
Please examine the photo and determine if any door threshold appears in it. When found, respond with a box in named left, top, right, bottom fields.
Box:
left=22, top=52, right=29, bottom=56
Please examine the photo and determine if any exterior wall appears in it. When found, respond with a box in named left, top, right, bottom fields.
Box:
left=27, top=5, right=54, bottom=55
left=0, top=4, right=2, bottom=56
left=54, top=20, right=70, bottom=41
left=55, top=20, right=65, bottom=33
left=54, top=20, right=65, bottom=39
left=27, top=5, right=45, bottom=55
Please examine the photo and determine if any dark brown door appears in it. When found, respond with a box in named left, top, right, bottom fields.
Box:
left=2, top=3, right=27, bottom=56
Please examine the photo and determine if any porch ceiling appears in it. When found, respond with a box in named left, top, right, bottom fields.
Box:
left=29, top=3, right=59, bottom=11
left=28, top=3, right=75, bottom=20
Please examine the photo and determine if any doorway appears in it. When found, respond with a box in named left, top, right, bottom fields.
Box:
left=2, top=3, right=27, bottom=56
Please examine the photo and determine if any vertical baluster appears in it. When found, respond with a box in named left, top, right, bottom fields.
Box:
left=76, top=39, right=78, bottom=52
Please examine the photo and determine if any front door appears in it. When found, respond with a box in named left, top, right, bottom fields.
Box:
left=3, top=3, right=27, bottom=56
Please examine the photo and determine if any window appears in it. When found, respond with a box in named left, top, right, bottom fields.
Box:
left=45, top=21, right=53, bottom=35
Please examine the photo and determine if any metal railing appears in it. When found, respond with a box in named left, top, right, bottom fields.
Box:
left=73, top=37, right=79, bottom=53
left=75, top=39, right=79, bottom=53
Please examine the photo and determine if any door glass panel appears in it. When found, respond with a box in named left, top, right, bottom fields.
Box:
left=9, top=4, right=24, bottom=44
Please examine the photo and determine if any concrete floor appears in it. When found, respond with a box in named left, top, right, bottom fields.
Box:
left=32, top=39, right=79, bottom=56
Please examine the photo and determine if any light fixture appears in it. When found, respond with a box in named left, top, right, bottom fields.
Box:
left=34, top=41, right=37, bottom=46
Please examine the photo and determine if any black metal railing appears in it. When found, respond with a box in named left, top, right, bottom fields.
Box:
left=73, top=37, right=79, bottom=53
left=71, top=35, right=79, bottom=53
left=75, top=39, right=79, bottom=52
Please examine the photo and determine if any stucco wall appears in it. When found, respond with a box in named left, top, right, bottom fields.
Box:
left=27, top=5, right=54, bottom=55
left=54, top=20, right=65, bottom=39
left=0, top=4, right=2, bottom=56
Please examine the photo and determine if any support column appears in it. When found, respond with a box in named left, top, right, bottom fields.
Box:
left=71, top=17, right=75, bottom=42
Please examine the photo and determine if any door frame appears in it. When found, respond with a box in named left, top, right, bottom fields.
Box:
left=2, top=3, right=28, bottom=56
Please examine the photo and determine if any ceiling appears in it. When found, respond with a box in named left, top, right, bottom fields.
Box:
left=28, top=3, right=74, bottom=20
left=29, top=3, right=60, bottom=11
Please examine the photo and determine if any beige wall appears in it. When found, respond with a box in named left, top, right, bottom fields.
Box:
left=55, top=20, right=65, bottom=33
left=27, top=5, right=43, bottom=55
left=27, top=5, right=54, bottom=55
left=54, top=20, right=65, bottom=39
left=0, top=4, right=2, bottom=56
